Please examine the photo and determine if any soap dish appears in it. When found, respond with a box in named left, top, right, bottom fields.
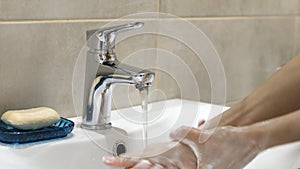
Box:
left=0, top=117, right=74, bottom=144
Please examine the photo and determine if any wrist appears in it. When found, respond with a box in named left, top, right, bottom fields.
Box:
left=178, top=141, right=200, bottom=167
left=242, top=123, right=269, bottom=151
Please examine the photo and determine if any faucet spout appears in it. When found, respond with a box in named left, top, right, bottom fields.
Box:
left=81, top=75, right=132, bottom=129
left=81, top=67, right=154, bottom=129
left=103, top=60, right=155, bottom=89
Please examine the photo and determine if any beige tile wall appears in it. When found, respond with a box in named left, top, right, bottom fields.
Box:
left=158, top=18, right=296, bottom=103
left=160, top=0, right=298, bottom=17
left=0, top=1, right=298, bottom=117
left=0, top=0, right=158, bottom=20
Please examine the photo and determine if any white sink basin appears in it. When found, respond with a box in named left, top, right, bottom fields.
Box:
left=0, top=99, right=299, bottom=169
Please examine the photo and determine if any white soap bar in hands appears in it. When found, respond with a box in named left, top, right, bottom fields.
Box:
left=1, top=107, right=60, bottom=130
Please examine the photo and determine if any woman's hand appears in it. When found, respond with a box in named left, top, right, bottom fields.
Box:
left=104, top=125, right=264, bottom=169
left=103, top=141, right=197, bottom=169
left=170, top=126, right=263, bottom=169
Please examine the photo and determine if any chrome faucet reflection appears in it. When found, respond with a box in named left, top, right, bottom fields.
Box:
left=81, top=22, right=155, bottom=130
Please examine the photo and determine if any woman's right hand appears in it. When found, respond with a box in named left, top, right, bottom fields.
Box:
left=170, top=125, right=263, bottom=169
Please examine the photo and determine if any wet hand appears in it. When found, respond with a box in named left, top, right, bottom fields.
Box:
left=170, top=126, right=262, bottom=169
left=103, top=141, right=197, bottom=169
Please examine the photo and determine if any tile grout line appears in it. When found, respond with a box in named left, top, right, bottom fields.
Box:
left=0, top=15, right=299, bottom=24
left=294, top=0, right=300, bottom=56
left=152, top=0, right=161, bottom=98
left=157, top=0, right=160, bottom=14
left=293, top=15, right=299, bottom=56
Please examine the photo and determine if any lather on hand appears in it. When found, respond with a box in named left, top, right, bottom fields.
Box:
left=103, top=124, right=263, bottom=169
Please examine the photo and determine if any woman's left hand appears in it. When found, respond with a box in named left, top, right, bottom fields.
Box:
left=103, top=141, right=197, bottom=169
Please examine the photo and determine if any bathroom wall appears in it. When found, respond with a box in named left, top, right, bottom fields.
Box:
left=0, top=0, right=298, bottom=117
left=158, top=0, right=299, bottom=106
left=297, top=2, right=300, bottom=55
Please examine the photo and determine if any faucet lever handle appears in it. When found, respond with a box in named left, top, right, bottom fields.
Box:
left=100, top=22, right=143, bottom=45
left=87, top=22, right=144, bottom=64
left=98, top=22, right=144, bottom=51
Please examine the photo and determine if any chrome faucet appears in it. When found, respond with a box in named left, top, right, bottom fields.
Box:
left=81, top=22, right=155, bottom=130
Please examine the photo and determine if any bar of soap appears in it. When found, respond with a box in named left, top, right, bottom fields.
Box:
left=1, top=107, right=60, bottom=130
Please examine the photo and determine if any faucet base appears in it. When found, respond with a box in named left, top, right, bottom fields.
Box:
left=80, top=122, right=112, bottom=130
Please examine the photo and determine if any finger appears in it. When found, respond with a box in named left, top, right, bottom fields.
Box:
left=103, top=156, right=140, bottom=168
left=170, top=126, right=200, bottom=141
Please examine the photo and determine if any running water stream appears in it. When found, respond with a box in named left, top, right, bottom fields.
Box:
left=139, top=87, right=149, bottom=148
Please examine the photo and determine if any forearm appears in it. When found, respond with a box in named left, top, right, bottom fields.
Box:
left=220, top=54, right=300, bottom=126
left=248, top=109, right=300, bottom=149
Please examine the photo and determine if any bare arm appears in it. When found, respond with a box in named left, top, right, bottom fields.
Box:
left=104, top=54, right=300, bottom=169
left=250, top=108, right=300, bottom=149
left=220, top=54, right=300, bottom=126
